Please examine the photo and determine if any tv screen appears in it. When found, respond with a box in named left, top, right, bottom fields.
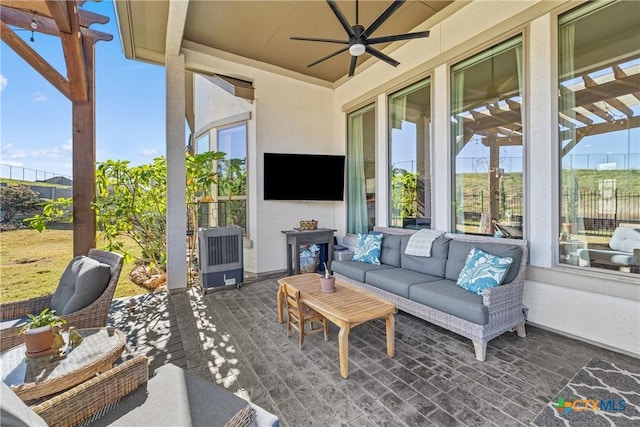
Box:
left=264, top=153, right=345, bottom=201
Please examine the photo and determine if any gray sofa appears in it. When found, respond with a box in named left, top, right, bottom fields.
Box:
left=332, top=227, right=529, bottom=361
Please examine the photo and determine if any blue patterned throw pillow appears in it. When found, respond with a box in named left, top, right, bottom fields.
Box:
left=456, top=247, right=513, bottom=295
left=352, top=233, right=383, bottom=265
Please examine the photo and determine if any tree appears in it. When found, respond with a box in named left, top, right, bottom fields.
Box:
left=26, top=151, right=225, bottom=271
left=0, top=185, right=41, bottom=223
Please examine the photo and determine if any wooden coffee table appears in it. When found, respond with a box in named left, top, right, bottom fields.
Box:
left=0, top=327, right=125, bottom=402
left=277, top=273, right=396, bottom=378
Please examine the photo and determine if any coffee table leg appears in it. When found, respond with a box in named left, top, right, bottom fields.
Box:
left=386, top=313, right=395, bottom=358
left=277, top=284, right=284, bottom=324
left=338, top=325, right=350, bottom=378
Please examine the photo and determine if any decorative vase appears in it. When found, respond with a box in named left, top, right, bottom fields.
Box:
left=24, top=325, right=56, bottom=358
left=320, top=276, right=336, bottom=293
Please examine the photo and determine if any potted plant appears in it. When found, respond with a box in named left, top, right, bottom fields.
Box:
left=20, top=308, right=66, bottom=358
left=320, top=262, right=336, bottom=293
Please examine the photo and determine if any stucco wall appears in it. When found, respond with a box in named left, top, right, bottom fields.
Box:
left=191, top=60, right=335, bottom=274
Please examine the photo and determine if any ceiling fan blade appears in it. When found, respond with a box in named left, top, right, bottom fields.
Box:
left=290, top=36, right=348, bottom=45
left=365, top=46, right=400, bottom=67
left=348, top=55, right=358, bottom=77
left=367, top=31, right=430, bottom=45
left=326, top=0, right=356, bottom=38
left=307, top=46, right=349, bottom=68
left=363, top=0, right=405, bottom=38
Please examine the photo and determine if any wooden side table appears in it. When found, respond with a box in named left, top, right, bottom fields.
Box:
left=282, top=228, right=336, bottom=275
left=0, top=327, right=125, bottom=402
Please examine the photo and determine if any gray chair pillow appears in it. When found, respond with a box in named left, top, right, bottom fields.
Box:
left=0, top=381, right=48, bottom=427
left=49, top=256, right=112, bottom=315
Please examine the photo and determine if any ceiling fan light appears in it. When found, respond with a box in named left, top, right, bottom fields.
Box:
left=349, top=43, right=366, bottom=56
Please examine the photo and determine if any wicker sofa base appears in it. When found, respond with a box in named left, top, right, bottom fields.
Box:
left=335, top=273, right=526, bottom=361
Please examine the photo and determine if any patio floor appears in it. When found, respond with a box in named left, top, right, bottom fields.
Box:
left=108, top=277, right=636, bottom=427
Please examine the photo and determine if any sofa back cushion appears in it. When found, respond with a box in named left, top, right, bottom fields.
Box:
left=379, top=233, right=403, bottom=267
left=50, top=256, right=112, bottom=315
left=401, top=236, right=451, bottom=277
left=445, top=240, right=522, bottom=284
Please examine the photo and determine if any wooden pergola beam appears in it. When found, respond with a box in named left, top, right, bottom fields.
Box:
left=0, top=20, right=71, bottom=98
left=60, top=0, right=88, bottom=102
left=45, top=0, right=71, bottom=33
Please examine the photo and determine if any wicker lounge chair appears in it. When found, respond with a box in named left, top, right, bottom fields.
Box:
left=0, top=249, right=124, bottom=352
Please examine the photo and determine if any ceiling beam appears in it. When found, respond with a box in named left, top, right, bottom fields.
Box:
left=0, top=20, right=71, bottom=98
left=165, top=0, right=189, bottom=57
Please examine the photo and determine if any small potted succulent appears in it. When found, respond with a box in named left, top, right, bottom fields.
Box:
left=320, top=262, right=336, bottom=293
left=20, top=308, right=66, bottom=358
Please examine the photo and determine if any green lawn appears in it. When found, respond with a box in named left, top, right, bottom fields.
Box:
left=0, top=229, right=148, bottom=303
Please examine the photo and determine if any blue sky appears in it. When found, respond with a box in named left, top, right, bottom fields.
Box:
left=1, top=0, right=166, bottom=180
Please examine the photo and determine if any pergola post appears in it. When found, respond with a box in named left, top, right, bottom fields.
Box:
left=72, top=36, right=97, bottom=256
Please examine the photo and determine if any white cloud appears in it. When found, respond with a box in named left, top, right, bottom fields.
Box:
left=0, top=74, right=7, bottom=92
left=33, top=91, right=48, bottom=102
left=0, top=160, right=24, bottom=168
left=140, top=148, right=158, bottom=157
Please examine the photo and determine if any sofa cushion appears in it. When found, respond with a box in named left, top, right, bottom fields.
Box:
left=0, top=381, right=48, bottom=427
left=0, top=315, right=30, bottom=330
left=445, top=240, right=522, bottom=284
left=332, top=260, right=394, bottom=283
left=366, top=268, right=441, bottom=298
left=609, top=226, right=640, bottom=252
left=401, top=236, right=450, bottom=277
left=409, top=280, right=489, bottom=325
left=50, top=256, right=112, bottom=315
left=456, top=248, right=513, bottom=295
left=379, top=233, right=403, bottom=267
left=352, top=233, right=383, bottom=265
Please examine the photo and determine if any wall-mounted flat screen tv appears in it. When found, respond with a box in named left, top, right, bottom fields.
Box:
left=264, top=153, right=345, bottom=201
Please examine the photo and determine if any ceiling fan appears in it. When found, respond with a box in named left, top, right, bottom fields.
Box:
left=290, top=0, right=430, bottom=77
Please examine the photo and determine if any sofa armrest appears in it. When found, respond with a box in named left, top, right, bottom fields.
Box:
left=482, top=280, right=524, bottom=314
left=31, top=355, right=149, bottom=427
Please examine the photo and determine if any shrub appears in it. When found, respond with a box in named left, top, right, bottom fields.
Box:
left=0, top=185, right=41, bottom=223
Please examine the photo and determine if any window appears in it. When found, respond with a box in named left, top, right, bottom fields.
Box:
left=389, top=79, right=431, bottom=229
left=201, top=123, right=248, bottom=235
left=347, top=104, right=376, bottom=234
left=558, top=1, right=639, bottom=273
left=451, top=36, right=524, bottom=238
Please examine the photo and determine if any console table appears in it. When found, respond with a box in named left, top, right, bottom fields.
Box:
left=282, top=228, right=336, bottom=275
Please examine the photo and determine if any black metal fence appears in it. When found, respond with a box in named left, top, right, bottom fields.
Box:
left=460, top=190, right=639, bottom=236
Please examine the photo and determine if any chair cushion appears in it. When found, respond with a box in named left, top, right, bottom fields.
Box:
left=609, top=226, right=640, bottom=252
left=0, top=381, right=48, bottom=427
left=49, top=256, right=112, bottom=315
left=0, top=315, right=30, bottom=330
left=352, top=233, right=383, bottom=265
left=456, top=248, right=513, bottom=295
left=87, top=363, right=251, bottom=427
